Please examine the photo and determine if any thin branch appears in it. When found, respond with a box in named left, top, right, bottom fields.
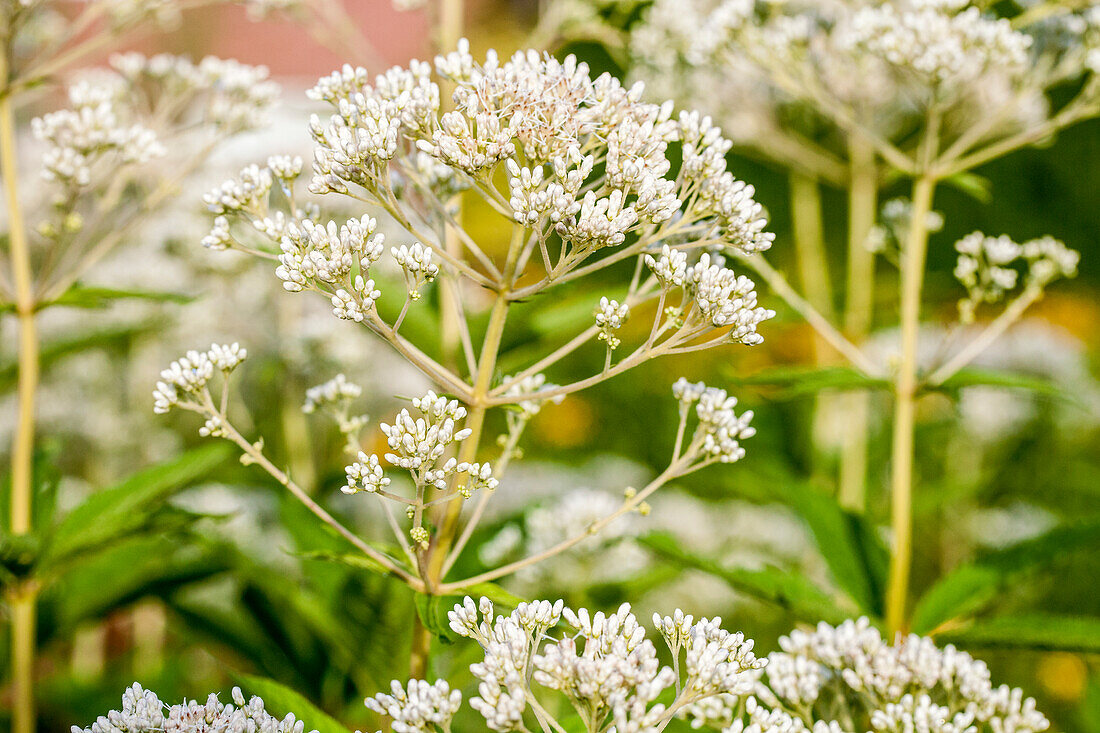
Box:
left=731, top=252, right=885, bottom=377
left=925, top=285, right=1043, bottom=386
left=204, top=399, right=423, bottom=590
left=439, top=456, right=695, bottom=592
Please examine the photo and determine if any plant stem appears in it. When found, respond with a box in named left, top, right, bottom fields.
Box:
left=789, top=172, right=838, bottom=483
left=2, top=43, right=38, bottom=733
left=730, top=251, right=883, bottom=378
left=428, top=277, right=512, bottom=580
left=439, top=458, right=690, bottom=593
left=790, top=172, right=836, bottom=347
left=925, top=284, right=1043, bottom=387
left=884, top=173, right=936, bottom=636
left=409, top=616, right=432, bottom=679
left=838, top=138, right=878, bottom=512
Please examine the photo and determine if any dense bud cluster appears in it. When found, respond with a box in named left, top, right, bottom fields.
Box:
left=72, top=684, right=315, bottom=733
left=152, top=343, right=246, bottom=415
left=673, top=378, right=756, bottom=464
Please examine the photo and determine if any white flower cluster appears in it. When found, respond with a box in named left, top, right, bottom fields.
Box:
left=510, top=487, right=647, bottom=585
left=345, top=391, right=497, bottom=497
left=365, top=679, right=463, bottom=733
left=443, top=596, right=763, bottom=733
left=501, top=373, right=564, bottom=420
left=954, top=231, right=1079, bottom=321
left=392, top=241, right=439, bottom=299
left=624, top=0, right=1091, bottom=169
left=34, top=52, right=276, bottom=192
left=277, top=215, right=387, bottom=322
left=303, top=40, right=773, bottom=256
left=109, top=53, right=278, bottom=131
left=835, top=2, right=1031, bottom=88
left=596, top=297, right=629, bottom=350
left=302, top=373, right=363, bottom=414
left=71, top=683, right=315, bottom=733
left=732, top=617, right=1050, bottom=733
left=644, top=247, right=774, bottom=346
left=673, top=378, right=756, bottom=464
left=33, top=79, right=164, bottom=188
left=152, top=343, right=246, bottom=414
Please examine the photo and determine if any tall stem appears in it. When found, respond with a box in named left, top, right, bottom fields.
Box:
left=789, top=172, right=838, bottom=482
left=838, top=139, right=877, bottom=512
left=2, top=44, right=38, bottom=733
left=885, top=173, right=936, bottom=636
left=789, top=172, right=836, bottom=352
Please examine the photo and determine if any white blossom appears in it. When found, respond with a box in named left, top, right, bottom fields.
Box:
left=72, top=683, right=315, bottom=733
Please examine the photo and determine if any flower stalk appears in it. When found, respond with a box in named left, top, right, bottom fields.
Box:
left=2, top=38, right=40, bottom=733
left=838, top=137, right=878, bottom=512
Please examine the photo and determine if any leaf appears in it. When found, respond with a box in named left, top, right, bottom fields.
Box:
left=640, top=532, right=851, bottom=624
left=43, top=443, right=231, bottom=565
left=295, top=550, right=393, bottom=577
left=414, top=593, right=460, bottom=644
left=0, top=321, right=159, bottom=392
left=36, top=285, right=193, bottom=312
left=41, top=536, right=231, bottom=637
left=772, top=482, right=883, bottom=615
left=230, top=671, right=353, bottom=733
left=936, top=614, right=1100, bottom=653
left=942, top=171, right=993, bottom=203
left=724, top=365, right=890, bottom=400
left=459, top=582, right=527, bottom=608
left=913, top=519, right=1100, bottom=634
left=929, top=368, right=1071, bottom=401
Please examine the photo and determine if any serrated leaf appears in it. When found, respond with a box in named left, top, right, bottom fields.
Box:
left=230, top=671, right=353, bottom=733
left=914, top=519, right=1100, bottom=634
left=43, top=443, right=231, bottom=565
left=640, top=532, right=851, bottom=624
left=936, top=614, right=1100, bottom=653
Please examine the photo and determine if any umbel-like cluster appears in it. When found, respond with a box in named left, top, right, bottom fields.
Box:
left=953, top=231, right=1079, bottom=322
left=71, top=683, right=316, bottom=733
left=356, top=599, right=1048, bottom=733
left=201, top=40, right=775, bottom=351
left=627, top=0, right=1100, bottom=164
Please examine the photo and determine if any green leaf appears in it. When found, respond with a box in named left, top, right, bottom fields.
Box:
left=43, top=443, right=231, bottom=565
left=230, top=671, right=353, bottom=733
left=42, top=536, right=230, bottom=636
left=37, top=285, right=193, bottom=312
left=295, top=549, right=398, bottom=578
left=929, top=368, right=1071, bottom=401
left=459, top=582, right=527, bottom=608
left=640, top=532, right=851, bottom=624
left=725, top=365, right=890, bottom=400
left=942, top=171, right=993, bottom=203
left=0, top=321, right=159, bottom=392
left=936, top=614, right=1100, bottom=653
left=913, top=519, right=1100, bottom=634
left=414, top=593, right=460, bottom=644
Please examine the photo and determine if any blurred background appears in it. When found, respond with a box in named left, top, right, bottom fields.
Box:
left=1, top=0, right=1098, bottom=730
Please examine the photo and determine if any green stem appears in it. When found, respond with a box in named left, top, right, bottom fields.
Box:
left=789, top=172, right=837, bottom=483
left=838, top=139, right=878, bottom=513
left=885, top=173, right=936, bottom=636
left=2, top=43, right=38, bottom=733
